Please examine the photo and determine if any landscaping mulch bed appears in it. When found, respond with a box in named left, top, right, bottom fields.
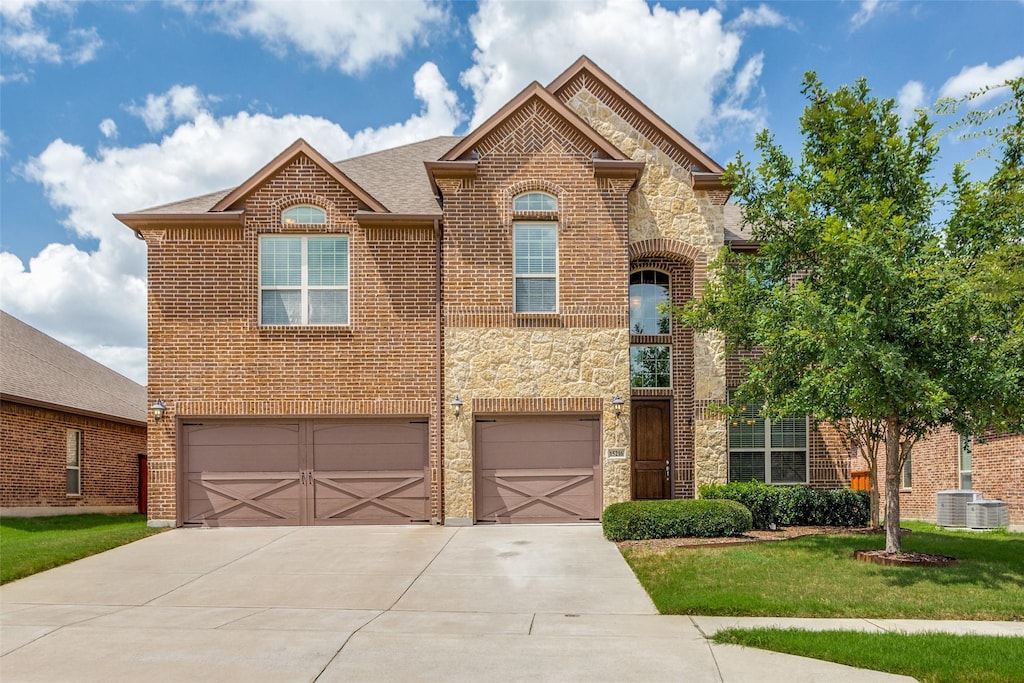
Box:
left=853, top=549, right=958, bottom=567
left=616, top=525, right=870, bottom=554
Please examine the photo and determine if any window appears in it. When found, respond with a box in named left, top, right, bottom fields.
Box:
left=629, top=270, right=670, bottom=334
left=959, top=435, right=972, bottom=490
left=727, top=399, right=808, bottom=484
left=513, top=222, right=557, bottom=312
left=281, top=205, right=326, bottom=225
left=630, top=345, right=671, bottom=387
left=902, top=451, right=912, bottom=489
left=260, top=235, right=349, bottom=325
left=512, top=192, right=557, bottom=212
left=66, top=430, right=82, bottom=496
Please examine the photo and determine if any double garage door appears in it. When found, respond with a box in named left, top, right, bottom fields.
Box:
left=182, top=419, right=429, bottom=526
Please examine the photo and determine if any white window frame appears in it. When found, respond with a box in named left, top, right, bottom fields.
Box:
left=630, top=344, right=672, bottom=388
left=512, top=221, right=558, bottom=313
left=281, top=204, right=326, bottom=225
left=259, top=235, right=349, bottom=326
left=512, top=191, right=557, bottom=212
left=902, top=451, right=912, bottom=489
left=629, top=269, right=672, bottom=335
left=959, top=435, right=972, bottom=490
left=727, top=400, right=809, bottom=485
left=66, top=429, right=82, bottom=496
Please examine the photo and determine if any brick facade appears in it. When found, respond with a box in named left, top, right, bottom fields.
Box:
left=1, top=400, right=145, bottom=514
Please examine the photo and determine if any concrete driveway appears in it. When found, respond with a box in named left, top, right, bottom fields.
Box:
left=1, top=525, right=908, bottom=682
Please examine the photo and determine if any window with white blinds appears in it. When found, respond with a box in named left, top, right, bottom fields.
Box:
left=513, top=222, right=557, bottom=313
left=260, top=235, right=349, bottom=325
left=727, top=398, right=808, bottom=484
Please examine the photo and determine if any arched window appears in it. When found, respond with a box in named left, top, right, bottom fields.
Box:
left=512, top=192, right=557, bottom=212
left=281, top=205, right=326, bottom=225
left=629, top=270, right=670, bottom=335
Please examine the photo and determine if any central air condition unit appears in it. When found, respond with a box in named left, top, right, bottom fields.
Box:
left=966, top=500, right=1010, bottom=529
left=936, top=490, right=981, bottom=527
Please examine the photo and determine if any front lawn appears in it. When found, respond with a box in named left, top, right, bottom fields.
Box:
left=621, top=522, right=1024, bottom=619
left=713, top=628, right=1024, bottom=683
left=1, top=513, right=167, bottom=584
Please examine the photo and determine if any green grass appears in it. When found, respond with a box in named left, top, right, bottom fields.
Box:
left=1, top=513, right=167, bottom=584
left=713, top=628, right=1024, bottom=683
left=622, top=522, right=1024, bottom=619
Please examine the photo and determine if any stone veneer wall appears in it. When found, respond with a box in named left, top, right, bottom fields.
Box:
left=564, top=88, right=730, bottom=492
left=443, top=328, right=631, bottom=522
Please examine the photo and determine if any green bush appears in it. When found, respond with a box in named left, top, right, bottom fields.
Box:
left=698, top=480, right=869, bottom=530
left=602, top=499, right=753, bottom=542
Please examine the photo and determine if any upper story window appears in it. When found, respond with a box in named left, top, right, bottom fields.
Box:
left=630, top=270, right=670, bottom=335
left=66, top=429, right=82, bottom=496
left=281, top=205, right=326, bottom=225
left=513, top=192, right=557, bottom=212
left=727, top=398, right=808, bottom=485
left=260, top=235, right=349, bottom=325
left=513, top=223, right=557, bottom=312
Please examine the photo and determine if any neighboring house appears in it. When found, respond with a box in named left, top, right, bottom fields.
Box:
left=0, top=311, right=148, bottom=516
left=116, top=56, right=854, bottom=528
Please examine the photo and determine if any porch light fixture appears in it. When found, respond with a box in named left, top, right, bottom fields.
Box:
left=611, top=395, right=625, bottom=417
left=451, top=395, right=464, bottom=418
left=150, top=399, right=167, bottom=422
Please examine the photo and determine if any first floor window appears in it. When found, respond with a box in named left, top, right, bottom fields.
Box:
left=513, top=222, right=557, bottom=312
left=66, top=429, right=82, bottom=495
left=902, top=451, right=912, bottom=489
left=959, top=435, right=972, bottom=490
left=630, top=345, right=671, bottom=388
left=727, top=399, right=808, bottom=484
left=260, top=235, right=349, bottom=325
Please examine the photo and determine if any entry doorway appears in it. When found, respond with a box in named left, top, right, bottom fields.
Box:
left=631, top=399, right=671, bottom=500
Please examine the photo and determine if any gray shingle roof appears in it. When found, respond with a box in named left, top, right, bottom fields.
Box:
left=723, top=203, right=754, bottom=243
left=1, top=311, right=147, bottom=424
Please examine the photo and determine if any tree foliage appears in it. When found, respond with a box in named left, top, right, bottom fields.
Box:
left=679, top=73, right=1023, bottom=554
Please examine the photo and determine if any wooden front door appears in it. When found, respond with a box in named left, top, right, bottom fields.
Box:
left=632, top=400, right=670, bottom=499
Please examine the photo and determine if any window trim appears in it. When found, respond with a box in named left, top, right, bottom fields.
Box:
left=512, top=191, right=557, bottom=212
left=66, top=429, right=82, bottom=497
left=629, top=268, right=672, bottom=336
left=902, top=451, right=912, bottom=490
left=259, top=234, right=350, bottom=327
left=959, top=435, right=972, bottom=490
left=281, top=204, right=327, bottom=226
left=512, top=221, right=558, bottom=314
left=727, top=399, right=809, bottom=485
left=630, top=344, right=672, bottom=388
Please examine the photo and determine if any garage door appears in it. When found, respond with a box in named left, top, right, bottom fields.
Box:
left=183, top=419, right=429, bottom=526
left=475, top=415, right=601, bottom=523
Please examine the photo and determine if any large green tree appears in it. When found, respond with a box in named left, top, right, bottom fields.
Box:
left=681, top=74, right=1022, bottom=554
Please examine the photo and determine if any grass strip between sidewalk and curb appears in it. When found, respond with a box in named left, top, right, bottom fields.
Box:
left=713, top=628, right=1024, bottom=683
left=1, top=513, right=168, bottom=584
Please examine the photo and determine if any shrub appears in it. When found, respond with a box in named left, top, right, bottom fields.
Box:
left=602, top=499, right=753, bottom=542
left=699, top=480, right=869, bottom=530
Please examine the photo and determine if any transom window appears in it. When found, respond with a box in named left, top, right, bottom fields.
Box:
left=513, top=222, right=557, bottom=313
left=260, top=235, right=349, bottom=325
left=513, top=192, right=557, bottom=212
left=66, top=429, right=82, bottom=496
left=630, top=345, right=671, bottom=387
left=281, top=205, right=326, bottom=225
left=630, top=270, right=670, bottom=335
left=727, top=398, right=808, bottom=484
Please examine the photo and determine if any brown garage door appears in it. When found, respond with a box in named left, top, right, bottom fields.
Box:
left=182, top=419, right=429, bottom=527
left=475, top=415, right=601, bottom=524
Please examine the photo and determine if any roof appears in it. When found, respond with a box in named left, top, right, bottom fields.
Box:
left=723, top=203, right=754, bottom=243
left=0, top=311, right=147, bottom=425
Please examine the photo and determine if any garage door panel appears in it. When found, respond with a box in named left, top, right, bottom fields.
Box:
left=313, top=444, right=425, bottom=471
left=186, top=473, right=302, bottom=526
left=313, top=471, right=429, bottom=524
left=480, top=441, right=595, bottom=469
left=185, top=424, right=300, bottom=446
left=187, top=445, right=302, bottom=472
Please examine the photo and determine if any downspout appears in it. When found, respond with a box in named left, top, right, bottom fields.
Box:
left=434, top=216, right=444, bottom=525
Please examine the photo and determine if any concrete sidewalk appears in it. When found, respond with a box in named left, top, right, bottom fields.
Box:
left=0, top=525, right=947, bottom=682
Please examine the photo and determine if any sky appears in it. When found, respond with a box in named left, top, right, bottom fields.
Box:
left=1, top=0, right=1022, bottom=386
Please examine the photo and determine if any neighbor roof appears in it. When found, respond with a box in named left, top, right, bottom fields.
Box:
left=0, top=311, right=147, bottom=425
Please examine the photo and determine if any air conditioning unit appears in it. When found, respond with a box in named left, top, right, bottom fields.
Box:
left=936, top=490, right=981, bottom=527
left=966, top=500, right=1010, bottom=529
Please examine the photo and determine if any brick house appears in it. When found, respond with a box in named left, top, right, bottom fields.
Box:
left=117, top=56, right=860, bottom=528
left=1, top=311, right=148, bottom=516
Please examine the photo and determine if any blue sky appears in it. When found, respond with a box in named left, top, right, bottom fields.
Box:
left=2, top=0, right=1022, bottom=384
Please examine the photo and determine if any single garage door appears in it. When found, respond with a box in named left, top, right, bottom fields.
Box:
left=475, top=415, right=601, bottom=523
left=183, top=419, right=429, bottom=526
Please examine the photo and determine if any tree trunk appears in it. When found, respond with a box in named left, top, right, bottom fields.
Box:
left=884, top=416, right=903, bottom=553
left=869, top=458, right=880, bottom=529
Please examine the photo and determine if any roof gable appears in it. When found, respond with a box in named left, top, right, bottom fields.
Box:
left=441, top=82, right=629, bottom=162
left=211, top=138, right=388, bottom=213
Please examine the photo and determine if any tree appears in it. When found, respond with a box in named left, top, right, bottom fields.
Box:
left=680, top=73, right=1022, bottom=554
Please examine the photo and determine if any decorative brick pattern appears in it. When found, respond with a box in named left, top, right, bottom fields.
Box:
left=473, top=397, right=604, bottom=414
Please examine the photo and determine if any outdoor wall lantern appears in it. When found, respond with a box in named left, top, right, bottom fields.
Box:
left=451, top=395, right=464, bottom=418
left=150, top=399, right=167, bottom=422
left=611, top=395, right=625, bottom=417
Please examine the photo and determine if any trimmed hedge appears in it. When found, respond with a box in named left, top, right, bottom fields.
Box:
left=698, top=480, right=869, bottom=530
left=602, top=499, right=753, bottom=542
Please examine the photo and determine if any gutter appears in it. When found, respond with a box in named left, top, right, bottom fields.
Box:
left=434, top=216, right=444, bottom=525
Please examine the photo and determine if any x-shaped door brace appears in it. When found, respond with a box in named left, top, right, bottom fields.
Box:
left=483, top=472, right=593, bottom=518
left=191, top=475, right=297, bottom=521
left=313, top=472, right=425, bottom=520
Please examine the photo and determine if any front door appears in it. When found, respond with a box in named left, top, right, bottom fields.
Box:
left=631, top=399, right=670, bottom=499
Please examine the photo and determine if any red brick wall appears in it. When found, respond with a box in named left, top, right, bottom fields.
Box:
left=0, top=400, right=145, bottom=511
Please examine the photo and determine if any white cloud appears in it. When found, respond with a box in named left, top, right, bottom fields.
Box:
left=99, top=118, right=118, bottom=139
left=188, top=0, right=447, bottom=75
left=0, top=130, right=9, bottom=157
left=897, top=80, right=926, bottom=123
left=4, top=65, right=461, bottom=383
left=127, top=85, right=211, bottom=133
left=0, top=0, right=102, bottom=67
left=940, top=56, right=1024, bottom=104
left=461, top=0, right=758, bottom=149
left=729, top=4, right=795, bottom=30
left=67, top=26, right=103, bottom=65
left=850, top=0, right=882, bottom=30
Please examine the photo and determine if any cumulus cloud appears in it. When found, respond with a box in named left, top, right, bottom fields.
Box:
left=0, top=0, right=102, bottom=67
left=186, top=0, right=447, bottom=75
left=4, top=64, right=462, bottom=383
left=940, top=56, right=1024, bottom=104
left=897, top=80, right=926, bottom=123
left=99, top=118, right=118, bottom=139
left=67, top=26, right=103, bottom=65
left=461, top=0, right=760, bottom=148
left=850, top=0, right=883, bottom=30
left=729, top=4, right=795, bottom=30
left=0, top=130, right=10, bottom=157
left=127, top=85, right=212, bottom=133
